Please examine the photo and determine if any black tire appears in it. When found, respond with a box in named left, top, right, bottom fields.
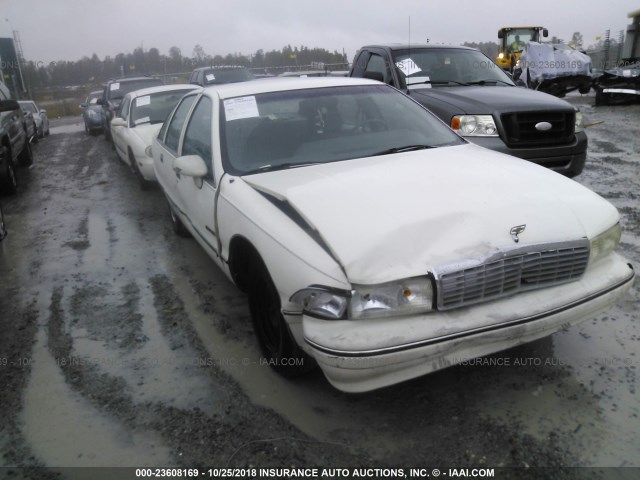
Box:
left=45, top=125, right=50, bottom=136
left=248, top=258, right=316, bottom=377
left=31, top=123, right=39, bottom=143
left=104, top=121, right=111, bottom=141
left=595, top=88, right=608, bottom=106
left=167, top=199, right=191, bottom=237
left=0, top=147, right=18, bottom=195
left=0, top=202, right=7, bottom=241
left=17, top=140, right=33, bottom=167
left=84, top=121, right=90, bottom=135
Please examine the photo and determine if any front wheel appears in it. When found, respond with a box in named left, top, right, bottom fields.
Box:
left=0, top=202, right=7, bottom=240
left=0, top=147, right=18, bottom=195
left=248, top=259, right=316, bottom=377
left=129, top=151, right=152, bottom=191
left=17, top=140, right=33, bottom=167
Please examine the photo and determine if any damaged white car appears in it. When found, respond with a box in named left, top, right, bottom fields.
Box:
left=152, top=77, right=635, bottom=393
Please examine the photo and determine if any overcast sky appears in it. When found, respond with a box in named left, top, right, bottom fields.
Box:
left=0, top=0, right=635, bottom=64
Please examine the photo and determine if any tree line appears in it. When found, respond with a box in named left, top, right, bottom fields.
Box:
left=21, top=44, right=349, bottom=89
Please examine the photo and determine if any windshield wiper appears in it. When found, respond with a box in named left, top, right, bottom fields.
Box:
left=466, top=79, right=513, bottom=86
left=372, top=145, right=436, bottom=156
left=248, top=162, right=319, bottom=174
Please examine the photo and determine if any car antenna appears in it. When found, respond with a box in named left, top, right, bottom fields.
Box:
left=407, top=16, right=411, bottom=95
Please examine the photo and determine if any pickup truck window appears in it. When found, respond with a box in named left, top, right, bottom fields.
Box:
left=365, top=54, right=392, bottom=84
left=221, top=85, right=463, bottom=175
left=392, top=48, right=514, bottom=89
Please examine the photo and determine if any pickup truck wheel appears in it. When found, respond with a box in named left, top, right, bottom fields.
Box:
left=248, top=260, right=316, bottom=377
left=167, top=199, right=191, bottom=237
left=17, top=140, right=33, bottom=167
left=0, top=148, right=18, bottom=195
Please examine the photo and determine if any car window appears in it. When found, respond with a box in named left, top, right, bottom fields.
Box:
left=181, top=96, right=213, bottom=181
left=221, top=84, right=463, bottom=175
left=392, top=48, right=514, bottom=88
left=365, top=54, right=392, bottom=84
left=118, top=95, right=131, bottom=121
left=130, top=89, right=194, bottom=127
left=164, top=95, right=197, bottom=153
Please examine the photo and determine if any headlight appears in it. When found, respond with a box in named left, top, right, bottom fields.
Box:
left=498, top=52, right=504, bottom=60
left=349, top=277, right=434, bottom=319
left=290, top=287, right=349, bottom=320
left=451, top=115, right=498, bottom=137
left=589, top=223, right=621, bottom=264
left=291, top=277, right=435, bottom=320
left=574, top=108, right=584, bottom=133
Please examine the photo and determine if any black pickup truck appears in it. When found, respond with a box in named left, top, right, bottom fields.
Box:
left=349, top=44, right=587, bottom=177
left=0, top=81, right=33, bottom=195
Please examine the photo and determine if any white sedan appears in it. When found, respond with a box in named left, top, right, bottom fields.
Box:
left=110, top=84, right=198, bottom=189
left=152, top=77, right=635, bottom=393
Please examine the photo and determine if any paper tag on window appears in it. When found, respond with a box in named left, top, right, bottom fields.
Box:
left=395, top=58, right=422, bottom=76
left=110, top=82, right=120, bottom=91
left=136, top=95, right=151, bottom=107
left=224, top=96, right=259, bottom=121
left=623, top=70, right=632, bottom=77
left=206, top=74, right=215, bottom=81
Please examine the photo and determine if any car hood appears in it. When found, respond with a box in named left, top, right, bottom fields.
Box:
left=242, top=144, right=617, bottom=284
left=409, top=85, right=574, bottom=114
left=131, top=123, right=163, bottom=147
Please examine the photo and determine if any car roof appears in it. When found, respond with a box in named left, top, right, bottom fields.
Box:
left=200, top=76, right=382, bottom=100
left=362, top=44, right=477, bottom=51
left=193, top=66, right=248, bottom=72
left=125, top=84, right=199, bottom=99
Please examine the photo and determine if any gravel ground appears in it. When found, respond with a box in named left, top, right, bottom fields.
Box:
left=0, top=98, right=638, bottom=480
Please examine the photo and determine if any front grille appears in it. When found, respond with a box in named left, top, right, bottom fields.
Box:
left=501, top=111, right=575, bottom=147
left=435, top=240, right=590, bottom=310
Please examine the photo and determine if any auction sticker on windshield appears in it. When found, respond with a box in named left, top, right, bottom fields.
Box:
left=224, top=96, right=259, bottom=121
left=396, top=58, right=422, bottom=76
left=136, top=96, right=151, bottom=107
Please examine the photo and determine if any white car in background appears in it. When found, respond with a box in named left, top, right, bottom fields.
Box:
left=110, top=84, right=198, bottom=189
left=152, top=77, right=635, bottom=393
left=18, top=100, right=50, bottom=138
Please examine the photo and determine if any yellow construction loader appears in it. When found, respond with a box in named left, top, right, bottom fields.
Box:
left=497, top=26, right=548, bottom=72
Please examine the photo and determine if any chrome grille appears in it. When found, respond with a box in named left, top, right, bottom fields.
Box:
left=435, top=240, right=590, bottom=310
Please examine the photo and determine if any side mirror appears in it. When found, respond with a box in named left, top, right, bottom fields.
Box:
left=498, top=30, right=504, bottom=39
left=542, top=28, right=549, bottom=38
left=110, top=117, right=127, bottom=128
left=173, top=155, right=207, bottom=178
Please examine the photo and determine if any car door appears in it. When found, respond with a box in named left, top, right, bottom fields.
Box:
left=112, top=94, right=130, bottom=162
left=154, top=93, right=198, bottom=216
left=174, top=95, right=221, bottom=260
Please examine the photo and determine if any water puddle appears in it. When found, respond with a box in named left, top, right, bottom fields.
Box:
left=22, top=327, right=173, bottom=467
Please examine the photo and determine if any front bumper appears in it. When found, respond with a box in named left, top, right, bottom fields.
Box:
left=302, top=253, right=634, bottom=393
left=468, top=131, right=587, bottom=177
